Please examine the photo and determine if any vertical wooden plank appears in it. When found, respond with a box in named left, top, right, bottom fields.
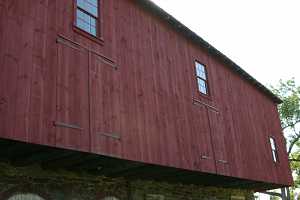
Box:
left=117, top=1, right=142, bottom=161
left=55, top=42, right=90, bottom=151
left=155, top=21, right=173, bottom=166
left=190, top=104, right=216, bottom=173
left=90, top=55, right=121, bottom=157
left=207, top=110, right=230, bottom=176
left=226, top=72, right=249, bottom=179
left=0, top=2, right=3, bottom=126
left=129, top=4, right=145, bottom=162
left=171, top=33, right=192, bottom=169
left=132, top=6, right=152, bottom=163
left=25, top=0, right=46, bottom=144
left=208, top=57, right=238, bottom=177
left=28, top=0, right=57, bottom=146
left=56, top=0, right=73, bottom=37
left=245, top=83, right=271, bottom=181
left=142, top=10, right=163, bottom=164
left=0, top=2, right=25, bottom=141
left=13, top=16, right=34, bottom=141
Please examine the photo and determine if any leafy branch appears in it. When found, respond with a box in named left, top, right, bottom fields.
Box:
left=268, top=78, right=300, bottom=200
left=271, top=78, right=300, bottom=158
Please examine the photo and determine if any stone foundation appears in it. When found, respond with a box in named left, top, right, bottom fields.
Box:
left=0, top=163, right=253, bottom=200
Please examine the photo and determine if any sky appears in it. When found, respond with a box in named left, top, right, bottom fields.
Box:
left=150, top=1, right=300, bottom=199
left=151, top=0, right=300, bottom=89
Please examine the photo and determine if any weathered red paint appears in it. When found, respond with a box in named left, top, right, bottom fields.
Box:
left=0, top=0, right=292, bottom=186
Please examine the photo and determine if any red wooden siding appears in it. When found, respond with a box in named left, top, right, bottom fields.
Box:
left=90, top=54, right=122, bottom=157
left=55, top=41, right=90, bottom=151
left=0, top=0, right=292, bottom=186
left=190, top=103, right=216, bottom=174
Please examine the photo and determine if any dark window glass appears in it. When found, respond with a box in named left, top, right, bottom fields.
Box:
left=75, top=0, right=99, bottom=36
left=195, top=61, right=208, bottom=95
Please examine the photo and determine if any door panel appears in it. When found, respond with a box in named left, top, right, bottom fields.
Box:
left=90, top=55, right=121, bottom=156
left=208, top=110, right=230, bottom=176
left=191, top=103, right=216, bottom=173
left=55, top=42, right=90, bottom=151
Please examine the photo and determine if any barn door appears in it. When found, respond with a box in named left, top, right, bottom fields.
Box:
left=208, top=110, right=230, bottom=176
left=90, top=54, right=121, bottom=156
left=54, top=39, right=90, bottom=151
left=191, top=102, right=216, bottom=174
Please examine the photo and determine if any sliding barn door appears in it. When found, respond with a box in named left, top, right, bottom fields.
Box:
left=208, top=111, right=230, bottom=176
left=55, top=40, right=90, bottom=151
left=191, top=103, right=216, bottom=174
left=90, top=54, right=121, bottom=156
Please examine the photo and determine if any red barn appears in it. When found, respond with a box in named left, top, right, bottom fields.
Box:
left=0, top=0, right=292, bottom=199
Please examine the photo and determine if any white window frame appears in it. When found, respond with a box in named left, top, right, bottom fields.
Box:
left=269, top=137, right=278, bottom=163
left=195, top=61, right=209, bottom=95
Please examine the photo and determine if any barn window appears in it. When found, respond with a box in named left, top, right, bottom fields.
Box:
left=269, top=137, right=278, bottom=163
left=195, top=61, right=209, bottom=95
left=75, top=0, right=99, bottom=36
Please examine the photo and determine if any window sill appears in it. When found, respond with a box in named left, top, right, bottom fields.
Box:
left=73, top=26, right=104, bottom=46
left=196, top=91, right=212, bottom=101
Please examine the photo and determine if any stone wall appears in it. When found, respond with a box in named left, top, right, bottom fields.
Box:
left=0, top=163, right=254, bottom=200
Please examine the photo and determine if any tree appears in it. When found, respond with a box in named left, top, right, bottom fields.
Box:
left=272, top=78, right=300, bottom=156
left=270, top=78, right=300, bottom=199
left=290, top=141, right=300, bottom=200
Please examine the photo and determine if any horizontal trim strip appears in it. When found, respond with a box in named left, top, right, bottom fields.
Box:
left=97, top=132, right=121, bottom=140
left=217, top=159, right=228, bottom=164
left=53, top=121, right=83, bottom=131
left=57, top=34, right=118, bottom=69
left=56, top=37, right=85, bottom=52
left=192, top=98, right=219, bottom=113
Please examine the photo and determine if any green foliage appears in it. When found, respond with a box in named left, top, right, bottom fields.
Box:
left=291, top=145, right=300, bottom=188
left=271, top=78, right=300, bottom=155
left=271, top=78, right=300, bottom=196
left=271, top=78, right=300, bottom=132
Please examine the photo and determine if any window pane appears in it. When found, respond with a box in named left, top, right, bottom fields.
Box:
left=90, top=17, right=96, bottom=27
left=87, top=0, right=98, bottom=7
left=77, top=18, right=91, bottom=33
left=77, top=9, right=90, bottom=23
left=90, top=17, right=97, bottom=36
left=270, top=138, right=276, bottom=150
left=91, top=26, right=97, bottom=36
left=195, top=62, right=206, bottom=80
left=272, top=151, right=277, bottom=162
left=270, top=137, right=278, bottom=162
left=197, top=78, right=207, bottom=94
left=77, top=0, right=98, bottom=17
left=76, top=9, right=97, bottom=36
